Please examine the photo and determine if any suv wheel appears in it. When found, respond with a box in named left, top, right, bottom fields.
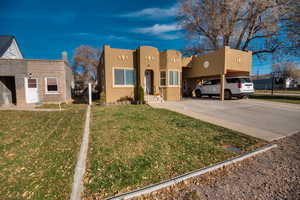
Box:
left=224, top=90, right=232, bottom=100
left=195, top=90, right=202, bottom=98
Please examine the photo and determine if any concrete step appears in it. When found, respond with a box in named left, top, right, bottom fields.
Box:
left=145, top=95, right=164, bottom=104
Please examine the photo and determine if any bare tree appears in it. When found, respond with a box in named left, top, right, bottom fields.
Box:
left=272, top=62, right=300, bottom=80
left=284, top=0, right=300, bottom=57
left=73, top=45, right=101, bottom=84
left=178, top=0, right=291, bottom=57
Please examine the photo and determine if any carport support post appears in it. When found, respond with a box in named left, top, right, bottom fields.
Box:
left=220, top=74, right=225, bottom=101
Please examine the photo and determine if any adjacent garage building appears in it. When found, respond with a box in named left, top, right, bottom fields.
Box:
left=0, top=36, right=73, bottom=106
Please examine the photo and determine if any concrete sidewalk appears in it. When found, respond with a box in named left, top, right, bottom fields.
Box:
left=150, top=99, right=300, bottom=141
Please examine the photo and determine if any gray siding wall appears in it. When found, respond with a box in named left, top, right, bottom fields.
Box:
left=64, top=64, right=73, bottom=101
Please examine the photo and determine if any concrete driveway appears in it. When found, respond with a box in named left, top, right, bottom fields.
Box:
left=151, top=98, right=300, bottom=141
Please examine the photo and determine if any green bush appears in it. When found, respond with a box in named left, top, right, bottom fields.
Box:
left=99, top=91, right=106, bottom=105
left=139, top=86, right=145, bottom=104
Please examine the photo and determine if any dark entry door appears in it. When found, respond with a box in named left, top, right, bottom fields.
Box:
left=144, top=70, right=153, bottom=94
left=0, top=76, right=16, bottom=105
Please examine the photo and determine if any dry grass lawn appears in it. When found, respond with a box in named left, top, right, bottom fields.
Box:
left=84, top=105, right=265, bottom=199
left=0, top=104, right=86, bottom=199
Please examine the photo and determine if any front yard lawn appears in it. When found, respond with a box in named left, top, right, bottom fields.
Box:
left=255, top=89, right=300, bottom=94
left=84, top=105, right=265, bottom=199
left=250, top=94, right=300, bottom=104
left=0, top=105, right=86, bottom=199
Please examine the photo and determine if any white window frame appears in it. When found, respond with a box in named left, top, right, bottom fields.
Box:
left=168, top=69, right=180, bottom=87
left=45, top=77, right=59, bottom=94
left=159, top=70, right=167, bottom=87
left=112, top=67, right=136, bottom=88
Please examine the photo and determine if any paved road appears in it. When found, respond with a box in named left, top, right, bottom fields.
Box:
left=151, top=98, right=300, bottom=141
left=137, top=132, right=300, bottom=200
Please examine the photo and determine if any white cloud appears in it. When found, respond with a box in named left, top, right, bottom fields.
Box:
left=135, top=23, right=181, bottom=34
left=133, top=23, right=182, bottom=40
left=121, top=4, right=178, bottom=19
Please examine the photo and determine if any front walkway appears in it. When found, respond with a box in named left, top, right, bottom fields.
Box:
left=150, top=98, right=300, bottom=141
left=140, top=132, right=300, bottom=200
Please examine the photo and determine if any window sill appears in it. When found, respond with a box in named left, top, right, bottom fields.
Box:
left=113, top=85, right=135, bottom=88
left=167, top=85, right=181, bottom=88
left=45, top=92, right=60, bottom=95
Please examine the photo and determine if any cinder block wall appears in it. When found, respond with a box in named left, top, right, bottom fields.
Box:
left=0, top=59, right=27, bottom=106
left=26, top=60, right=69, bottom=103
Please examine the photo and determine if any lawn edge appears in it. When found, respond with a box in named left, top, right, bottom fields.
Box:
left=105, top=143, right=277, bottom=200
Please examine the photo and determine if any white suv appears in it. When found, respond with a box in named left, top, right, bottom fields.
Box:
left=194, top=76, right=254, bottom=100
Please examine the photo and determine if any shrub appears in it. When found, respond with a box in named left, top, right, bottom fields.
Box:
left=139, top=86, right=145, bottom=104
left=99, top=91, right=106, bottom=105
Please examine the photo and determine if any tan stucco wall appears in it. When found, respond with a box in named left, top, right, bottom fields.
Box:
left=99, top=45, right=251, bottom=103
left=164, top=87, right=181, bottom=101
left=137, top=46, right=160, bottom=94
left=103, top=45, right=136, bottom=103
left=183, top=48, right=226, bottom=79
left=102, top=46, right=183, bottom=102
left=225, top=47, right=252, bottom=73
left=159, top=50, right=182, bottom=101
left=183, top=46, right=252, bottom=79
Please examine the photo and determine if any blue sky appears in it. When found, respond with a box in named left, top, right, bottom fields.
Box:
left=1, top=0, right=274, bottom=75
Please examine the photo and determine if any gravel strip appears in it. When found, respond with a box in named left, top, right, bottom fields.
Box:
left=133, top=132, right=300, bottom=200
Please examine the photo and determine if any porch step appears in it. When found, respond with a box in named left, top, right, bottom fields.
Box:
left=145, top=95, right=164, bottom=104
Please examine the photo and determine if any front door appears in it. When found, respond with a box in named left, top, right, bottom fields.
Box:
left=25, top=78, right=39, bottom=103
left=144, top=70, right=152, bottom=94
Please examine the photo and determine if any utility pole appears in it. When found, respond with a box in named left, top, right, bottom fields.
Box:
left=271, top=72, right=274, bottom=96
left=88, top=82, right=92, bottom=105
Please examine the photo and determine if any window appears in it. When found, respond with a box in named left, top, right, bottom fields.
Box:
left=203, top=80, right=212, bottom=85
left=28, top=79, right=37, bottom=88
left=160, top=71, right=166, bottom=86
left=240, top=78, right=252, bottom=83
left=169, top=71, right=179, bottom=86
left=114, top=69, right=135, bottom=86
left=46, top=77, right=58, bottom=93
left=211, top=79, right=220, bottom=85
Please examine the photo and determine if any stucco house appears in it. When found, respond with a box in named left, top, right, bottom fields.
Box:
left=0, top=35, right=73, bottom=106
left=98, top=45, right=252, bottom=103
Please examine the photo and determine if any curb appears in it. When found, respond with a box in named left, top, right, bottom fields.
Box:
left=70, top=105, right=91, bottom=200
left=106, top=144, right=277, bottom=200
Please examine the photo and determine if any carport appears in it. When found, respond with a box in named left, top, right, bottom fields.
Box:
left=182, top=46, right=252, bottom=101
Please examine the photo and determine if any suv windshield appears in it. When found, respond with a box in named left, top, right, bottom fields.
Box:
left=240, top=78, right=252, bottom=83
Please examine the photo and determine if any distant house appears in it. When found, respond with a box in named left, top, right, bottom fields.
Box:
left=0, top=35, right=73, bottom=106
left=252, top=72, right=300, bottom=90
